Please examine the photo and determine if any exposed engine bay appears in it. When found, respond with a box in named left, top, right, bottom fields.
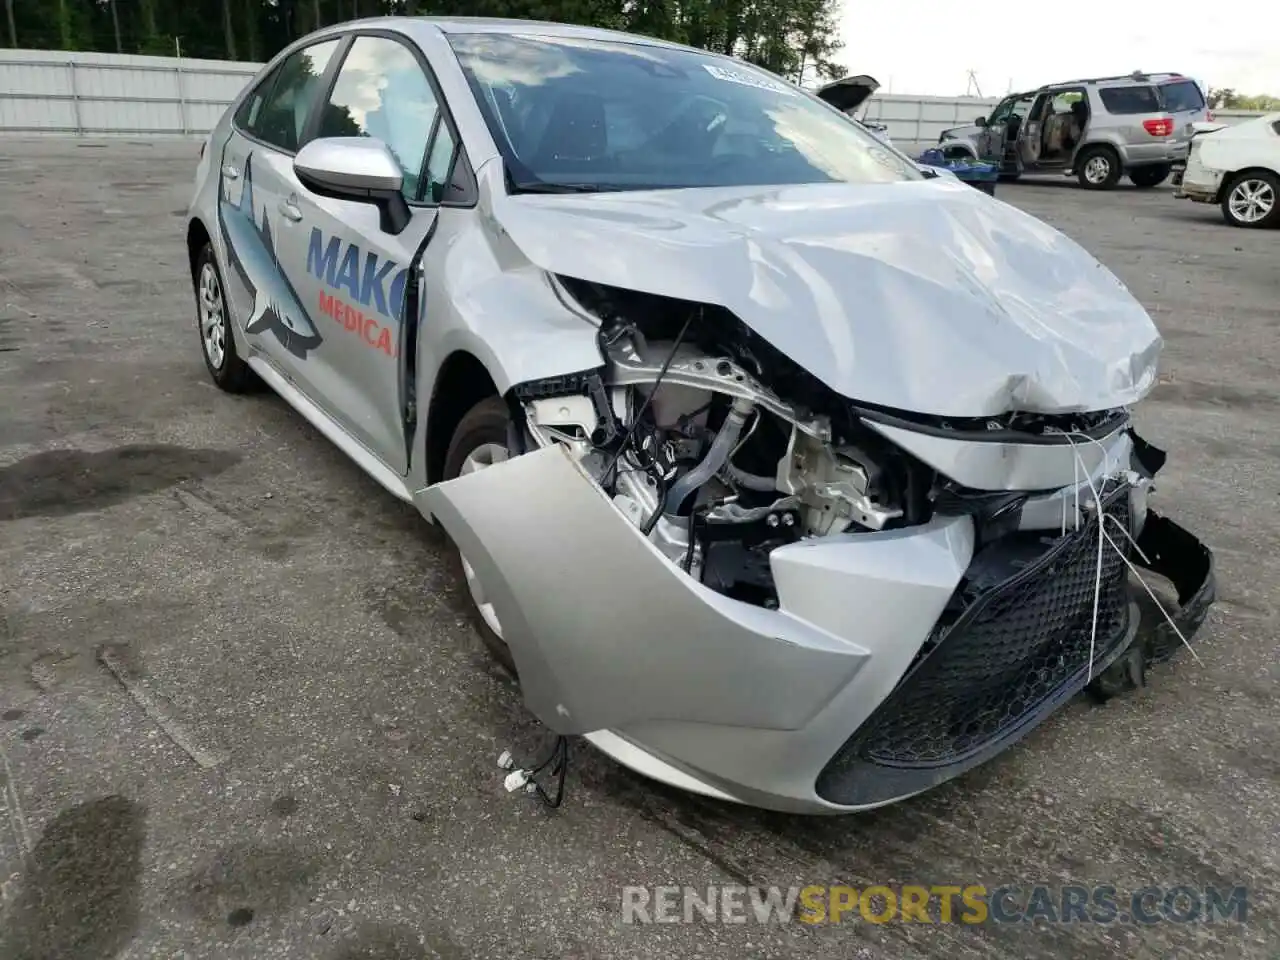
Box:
left=511, top=275, right=1132, bottom=610
left=426, top=271, right=1215, bottom=814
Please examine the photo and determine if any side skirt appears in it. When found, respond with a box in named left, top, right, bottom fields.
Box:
left=246, top=355, right=414, bottom=504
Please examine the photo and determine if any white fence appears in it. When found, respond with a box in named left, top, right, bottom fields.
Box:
left=0, top=49, right=259, bottom=137
left=0, top=48, right=1266, bottom=144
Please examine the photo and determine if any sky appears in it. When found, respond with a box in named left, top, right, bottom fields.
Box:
left=829, top=1, right=1280, bottom=98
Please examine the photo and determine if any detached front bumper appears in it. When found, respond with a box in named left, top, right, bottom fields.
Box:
left=423, top=445, right=1215, bottom=814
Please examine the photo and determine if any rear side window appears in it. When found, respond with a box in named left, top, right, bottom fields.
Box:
left=1098, top=85, right=1160, bottom=115
left=1159, top=80, right=1205, bottom=112
left=245, top=39, right=341, bottom=152
left=316, top=35, right=441, bottom=201
left=235, top=67, right=277, bottom=131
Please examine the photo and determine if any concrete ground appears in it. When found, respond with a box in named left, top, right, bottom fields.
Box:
left=0, top=140, right=1276, bottom=960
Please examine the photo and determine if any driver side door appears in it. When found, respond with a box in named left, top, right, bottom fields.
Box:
left=272, top=33, right=461, bottom=475
left=977, top=97, right=1013, bottom=160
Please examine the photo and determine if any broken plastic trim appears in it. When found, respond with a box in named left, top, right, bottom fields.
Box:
left=853, top=401, right=1130, bottom=445
left=1124, top=510, right=1215, bottom=664
left=512, top=368, right=621, bottom=446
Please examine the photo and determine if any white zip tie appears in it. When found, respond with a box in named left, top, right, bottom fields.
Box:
left=1065, top=434, right=1108, bottom=682
left=1064, top=428, right=1203, bottom=672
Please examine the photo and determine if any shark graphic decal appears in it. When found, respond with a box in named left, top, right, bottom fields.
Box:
left=217, top=152, right=324, bottom=359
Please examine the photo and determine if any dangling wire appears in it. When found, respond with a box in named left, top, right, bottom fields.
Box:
left=601, top=308, right=699, bottom=494
left=527, top=736, right=570, bottom=808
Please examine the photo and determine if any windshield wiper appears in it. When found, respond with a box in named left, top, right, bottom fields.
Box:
left=511, top=180, right=626, bottom=194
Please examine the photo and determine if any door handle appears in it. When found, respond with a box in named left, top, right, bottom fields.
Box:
left=277, top=199, right=303, bottom=223
left=221, top=164, right=240, bottom=180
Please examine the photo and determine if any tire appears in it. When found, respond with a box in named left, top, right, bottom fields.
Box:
left=441, top=396, right=517, bottom=676
left=998, top=172, right=1021, bottom=182
left=1075, top=146, right=1122, bottom=190
left=1220, top=170, right=1280, bottom=228
left=1128, top=164, right=1171, bottom=188
left=194, top=243, right=252, bottom=392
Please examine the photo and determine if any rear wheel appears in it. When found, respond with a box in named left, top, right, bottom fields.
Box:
left=194, top=243, right=252, bottom=392
left=1075, top=146, right=1122, bottom=190
left=1128, top=164, right=1171, bottom=188
left=442, top=396, right=517, bottom=675
left=1220, top=171, right=1279, bottom=228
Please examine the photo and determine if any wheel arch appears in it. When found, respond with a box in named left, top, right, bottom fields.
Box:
left=1077, top=139, right=1122, bottom=162
left=1216, top=166, right=1279, bottom=204
left=186, top=217, right=212, bottom=281
left=425, top=350, right=501, bottom=487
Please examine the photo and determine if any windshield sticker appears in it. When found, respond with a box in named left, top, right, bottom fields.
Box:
left=702, top=63, right=796, bottom=96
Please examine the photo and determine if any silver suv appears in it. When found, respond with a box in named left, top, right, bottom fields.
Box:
left=938, top=72, right=1212, bottom=189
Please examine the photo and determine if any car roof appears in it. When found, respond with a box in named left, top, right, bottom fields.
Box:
left=1042, top=72, right=1193, bottom=91
left=363, top=14, right=699, bottom=52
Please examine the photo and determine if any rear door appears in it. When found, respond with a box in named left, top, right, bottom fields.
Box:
left=218, top=38, right=345, bottom=374
left=272, top=32, right=460, bottom=475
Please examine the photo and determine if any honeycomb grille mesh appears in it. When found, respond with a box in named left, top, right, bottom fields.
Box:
left=826, top=488, right=1132, bottom=777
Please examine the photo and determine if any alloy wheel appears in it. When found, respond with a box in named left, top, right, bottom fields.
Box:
left=1228, top=178, right=1275, bottom=224
left=199, top=261, right=227, bottom=370
left=1084, top=155, right=1111, bottom=185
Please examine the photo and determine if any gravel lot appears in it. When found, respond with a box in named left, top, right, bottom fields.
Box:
left=1, top=139, right=1277, bottom=960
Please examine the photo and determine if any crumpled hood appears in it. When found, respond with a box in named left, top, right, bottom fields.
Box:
left=488, top=174, right=1162, bottom=417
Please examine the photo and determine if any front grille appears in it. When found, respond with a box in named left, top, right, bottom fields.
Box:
left=816, top=484, right=1133, bottom=806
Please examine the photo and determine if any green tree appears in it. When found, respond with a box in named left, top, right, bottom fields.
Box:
left=1209, top=88, right=1280, bottom=111
left=6, top=0, right=845, bottom=79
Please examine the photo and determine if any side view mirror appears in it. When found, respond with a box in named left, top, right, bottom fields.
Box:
left=294, top=137, right=411, bottom=235
left=974, top=116, right=988, bottom=128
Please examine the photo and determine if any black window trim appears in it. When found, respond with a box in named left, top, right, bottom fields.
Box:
left=231, top=33, right=352, bottom=156
left=308, top=27, right=477, bottom=210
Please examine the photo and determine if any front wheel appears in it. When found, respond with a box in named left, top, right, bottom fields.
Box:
left=1220, top=171, right=1280, bottom=228
left=1129, top=164, right=1171, bottom=188
left=1075, top=146, right=1122, bottom=190
left=441, top=396, right=517, bottom=676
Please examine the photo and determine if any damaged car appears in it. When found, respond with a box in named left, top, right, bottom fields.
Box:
left=186, top=17, right=1216, bottom=814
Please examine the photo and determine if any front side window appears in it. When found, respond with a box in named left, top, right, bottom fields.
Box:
left=247, top=39, right=341, bottom=152
left=316, top=35, right=441, bottom=200
left=448, top=33, right=921, bottom=192
left=988, top=96, right=1018, bottom=124
left=1099, top=85, right=1160, bottom=115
